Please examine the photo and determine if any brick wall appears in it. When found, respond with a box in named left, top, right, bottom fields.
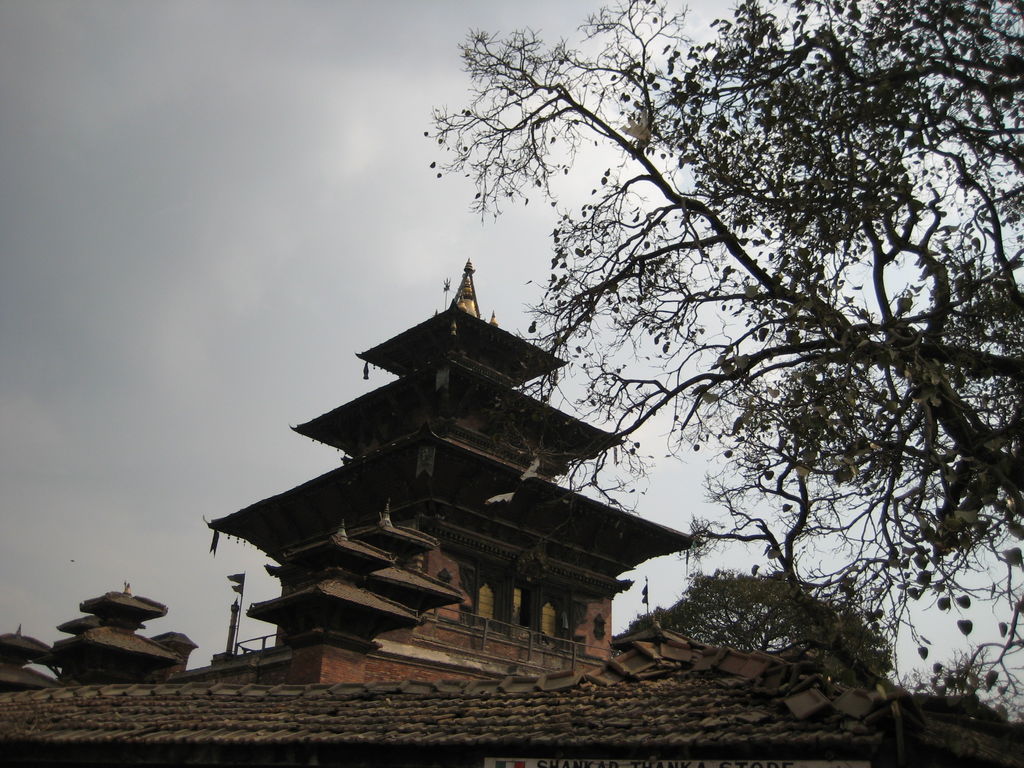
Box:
left=169, top=651, right=291, bottom=685
left=178, top=621, right=605, bottom=685
left=283, top=643, right=496, bottom=684
left=362, top=656, right=491, bottom=682
left=287, top=644, right=369, bottom=684
left=424, top=550, right=471, bottom=622
left=573, top=597, right=613, bottom=658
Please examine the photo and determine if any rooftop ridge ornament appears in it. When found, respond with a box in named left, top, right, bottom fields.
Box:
left=337, top=519, right=348, bottom=540
left=380, top=500, right=393, bottom=527
left=453, top=259, right=481, bottom=318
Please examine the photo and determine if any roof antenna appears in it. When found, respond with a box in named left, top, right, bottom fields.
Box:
left=442, top=277, right=451, bottom=312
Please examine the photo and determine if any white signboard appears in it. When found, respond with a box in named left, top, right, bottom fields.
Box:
left=484, top=760, right=871, bottom=768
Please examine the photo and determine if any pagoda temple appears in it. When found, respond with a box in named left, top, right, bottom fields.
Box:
left=195, top=261, right=692, bottom=684
left=42, top=589, right=195, bottom=685
left=0, top=628, right=55, bottom=693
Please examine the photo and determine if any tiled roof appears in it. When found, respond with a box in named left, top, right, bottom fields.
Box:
left=149, top=632, right=197, bottom=651
left=55, top=615, right=101, bottom=635
left=282, top=532, right=394, bottom=572
left=368, top=566, right=464, bottom=600
left=0, top=677, right=879, bottom=753
left=0, top=635, right=1020, bottom=767
left=0, top=664, right=57, bottom=691
left=356, top=305, right=564, bottom=384
left=250, top=578, right=420, bottom=623
left=50, top=627, right=180, bottom=661
left=0, top=632, right=49, bottom=662
left=349, top=520, right=440, bottom=551
left=80, top=592, right=168, bottom=622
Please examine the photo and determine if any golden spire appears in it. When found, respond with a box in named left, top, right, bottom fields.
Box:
left=453, top=259, right=481, bottom=318
left=489, top=311, right=499, bottom=327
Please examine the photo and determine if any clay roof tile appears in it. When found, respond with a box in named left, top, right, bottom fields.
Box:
left=498, top=676, right=539, bottom=693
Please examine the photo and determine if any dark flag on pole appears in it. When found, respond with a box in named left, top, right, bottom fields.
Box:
left=642, top=577, right=650, bottom=610
left=228, top=573, right=245, bottom=594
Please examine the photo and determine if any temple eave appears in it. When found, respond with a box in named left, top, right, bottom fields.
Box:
left=210, top=436, right=690, bottom=576
left=357, top=306, right=565, bottom=385
left=248, top=580, right=420, bottom=626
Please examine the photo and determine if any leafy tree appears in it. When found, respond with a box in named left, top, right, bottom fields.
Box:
left=433, top=0, right=1024, bottom=687
left=627, top=569, right=892, bottom=684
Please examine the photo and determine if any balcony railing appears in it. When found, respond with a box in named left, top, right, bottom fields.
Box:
left=229, top=618, right=606, bottom=667
left=440, top=612, right=605, bottom=663
left=441, top=423, right=531, bottom=468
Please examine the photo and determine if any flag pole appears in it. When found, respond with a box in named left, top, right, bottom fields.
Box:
left=226, top=573, right=246, bottom=655
left=225, top=600, right=239, bottom=655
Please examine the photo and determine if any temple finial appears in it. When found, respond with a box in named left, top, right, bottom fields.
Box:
left=380, top=499, right=393, bottom=527
left=453, top=259, right=481, bottom=318
left=489, top=311, right=498, bottom=327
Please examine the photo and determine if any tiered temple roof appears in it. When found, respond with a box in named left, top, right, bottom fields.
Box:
left=0, top=629, right=55, bottom=693
left=42, top=590, right=195, bottom=685
left=207, top=261, right=691, bottom=682
left=248, top=513, right=462, bottom=653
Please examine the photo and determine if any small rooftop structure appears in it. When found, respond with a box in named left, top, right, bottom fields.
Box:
left=40, top=589, right=195, bottom=686
left=0, top=629, right=56, bottom=693
left=78, top=591, right=167, bottom=630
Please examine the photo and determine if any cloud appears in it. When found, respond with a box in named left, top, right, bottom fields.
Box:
left=0, top=0, right=720, bottom=664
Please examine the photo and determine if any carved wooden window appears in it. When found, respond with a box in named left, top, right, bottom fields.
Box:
left=477, top=583, right=494, bottom=620
left=541, top=601, right=557, bottom=636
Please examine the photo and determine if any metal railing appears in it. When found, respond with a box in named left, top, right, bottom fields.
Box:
left=234, top=633, right=277, bottom=656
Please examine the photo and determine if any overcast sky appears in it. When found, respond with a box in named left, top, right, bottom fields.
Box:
left=0, top=0, right=743, bottom=667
